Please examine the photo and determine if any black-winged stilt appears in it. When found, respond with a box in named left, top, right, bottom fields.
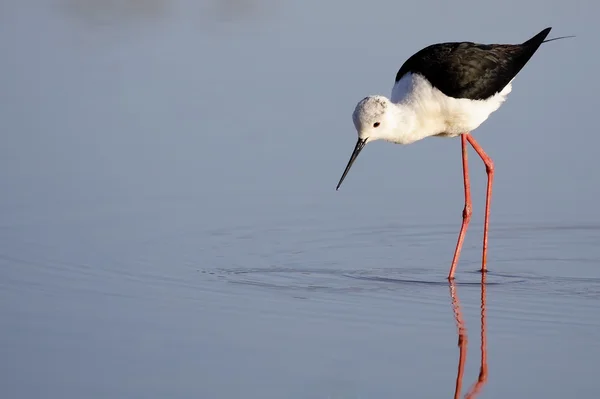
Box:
left=336, top=27, right=572, bottom=279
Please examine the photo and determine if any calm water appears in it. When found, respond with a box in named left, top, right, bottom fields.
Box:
left=1, top=1, right=600, bottom=398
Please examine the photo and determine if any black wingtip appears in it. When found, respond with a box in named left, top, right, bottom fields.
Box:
left=531, top=27, right=575, bottom=44
left=524, top=27, right=552, bottom=47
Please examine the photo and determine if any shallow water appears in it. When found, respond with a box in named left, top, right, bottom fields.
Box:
left=2, top=0, right=600, bottom=398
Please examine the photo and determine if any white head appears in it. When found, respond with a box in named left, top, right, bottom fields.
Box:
left=352, top=95, right=399, bottom=142
left=336, top=95, right=406, bottom=190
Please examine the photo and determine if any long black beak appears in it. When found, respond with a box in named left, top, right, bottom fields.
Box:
left=336, top=138, right=367, bottom=190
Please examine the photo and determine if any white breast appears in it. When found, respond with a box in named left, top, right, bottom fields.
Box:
left=391, top=73, right=512, bottom=139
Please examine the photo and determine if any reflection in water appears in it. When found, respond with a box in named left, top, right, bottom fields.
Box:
left=450, top=274, right=488, bottom=399
left=61, top=0, right=171, bottom=26
left=60, top=0, right=273, bottom=27
left=212, top=0, right=271, bottom=21
left=450, top=281, right=468, bottom=399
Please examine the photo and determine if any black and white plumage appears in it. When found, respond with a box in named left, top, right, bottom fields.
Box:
left=335, top=27, right=572, bottom=280
left=337, top=27, right=569, bottom=191
left=394, top=27, right=552, bottom=101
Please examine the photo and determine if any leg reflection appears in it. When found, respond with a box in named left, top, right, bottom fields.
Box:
left=449, top=280, right=468, bottom=399
left=449, top=273, right=488, bottom=399
left=466, top=273, right=488, bottom=398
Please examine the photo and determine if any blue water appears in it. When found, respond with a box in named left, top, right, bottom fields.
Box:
left=1, top=1, right=599, bottom=398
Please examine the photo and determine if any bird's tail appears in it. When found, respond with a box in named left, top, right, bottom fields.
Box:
left=543, top=35, right=576, bottom=43
left=522, top=27, right=574, bottom=52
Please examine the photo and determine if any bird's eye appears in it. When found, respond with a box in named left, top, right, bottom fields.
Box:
left=373, top=122, right=380, bottom=128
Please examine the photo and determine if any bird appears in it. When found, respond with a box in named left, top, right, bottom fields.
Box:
left=335, top=27, right=572, bottom=280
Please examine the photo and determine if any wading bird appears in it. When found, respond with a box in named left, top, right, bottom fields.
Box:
left=336, top=27, right=571, bottom=279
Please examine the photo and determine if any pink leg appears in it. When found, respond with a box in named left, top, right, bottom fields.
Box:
left=448, top=134, right=472, bottom=280
left=466, top=135, right=495, bottom=273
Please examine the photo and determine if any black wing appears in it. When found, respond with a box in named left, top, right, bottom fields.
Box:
left=394, top=28, right=551, bottom=100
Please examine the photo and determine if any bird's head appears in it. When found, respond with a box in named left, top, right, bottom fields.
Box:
left=336, top=95, right=399, bottom=190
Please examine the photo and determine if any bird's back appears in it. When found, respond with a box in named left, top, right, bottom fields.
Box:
left=394, top=27, right=552, bottom=101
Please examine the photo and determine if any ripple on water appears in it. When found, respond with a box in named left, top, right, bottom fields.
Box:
left=212, top=266, right=526, bottom=293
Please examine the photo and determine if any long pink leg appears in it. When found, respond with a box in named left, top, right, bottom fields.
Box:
left=466, top=134, right=495, bottom=272
left=448, top=134, right=472, bottom=280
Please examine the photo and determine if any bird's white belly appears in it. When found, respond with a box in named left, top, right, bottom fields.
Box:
left=435, top=85, right=512, bottom=136
left=391, top=73, right=512, bottom=141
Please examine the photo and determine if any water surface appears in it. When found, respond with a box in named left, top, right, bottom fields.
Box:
left=1, top=0, right=599, bottom=398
